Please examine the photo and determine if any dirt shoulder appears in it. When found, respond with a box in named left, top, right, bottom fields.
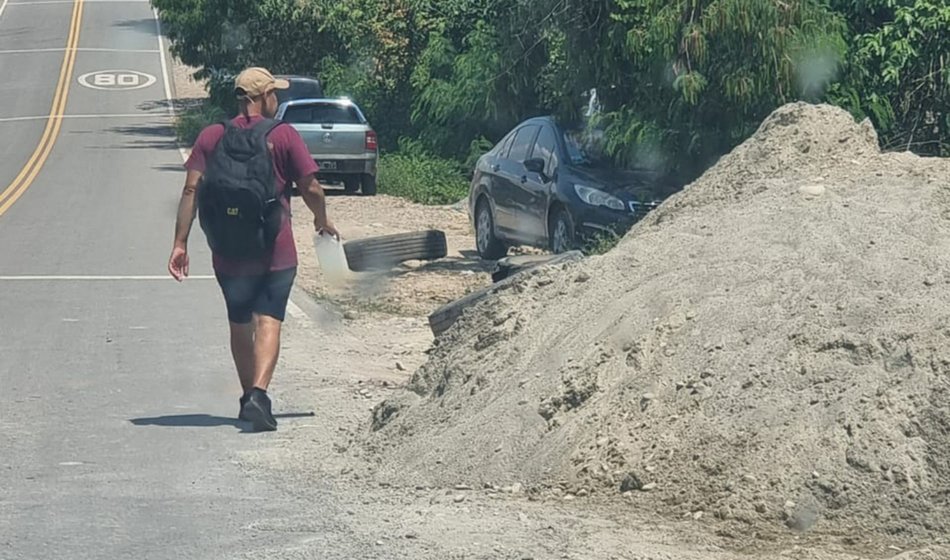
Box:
left=169, top=58, right=208, bottom=106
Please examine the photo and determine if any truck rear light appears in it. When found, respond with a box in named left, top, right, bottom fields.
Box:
left=365, top=130, right=378, bottom=151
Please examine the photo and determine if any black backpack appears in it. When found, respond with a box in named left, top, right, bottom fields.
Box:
left=197, top=119, right=286, bottom=260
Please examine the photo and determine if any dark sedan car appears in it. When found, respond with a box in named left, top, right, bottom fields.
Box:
left=468, top=117, right=675, bottom=259
left=274, top=75, right=324, bottom=105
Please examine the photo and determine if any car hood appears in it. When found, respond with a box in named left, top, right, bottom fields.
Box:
left=566, top=165, right=665, bottom=200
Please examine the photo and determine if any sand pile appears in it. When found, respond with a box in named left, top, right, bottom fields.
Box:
left=367, top=103, right=950, bottom=543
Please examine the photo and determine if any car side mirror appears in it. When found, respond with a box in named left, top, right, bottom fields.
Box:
left=524, top=158, right=551, bottom=183
left=524, top=158, right=545, bottom=174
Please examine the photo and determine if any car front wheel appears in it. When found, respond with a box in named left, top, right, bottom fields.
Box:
left=475, top=199, right=507, bottom=260
left=550, top=208, right=576, bottom=254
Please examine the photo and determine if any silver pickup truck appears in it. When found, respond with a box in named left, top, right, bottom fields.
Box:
left=276, top=98, right=378, bottom=195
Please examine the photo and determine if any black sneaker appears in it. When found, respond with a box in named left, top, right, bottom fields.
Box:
left=239, top=393, right=251, bottom=421
left=242, top=388, right=277, bottom=432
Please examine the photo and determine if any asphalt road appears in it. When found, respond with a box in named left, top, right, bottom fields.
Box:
left=0, top=2, right=335, bottom=558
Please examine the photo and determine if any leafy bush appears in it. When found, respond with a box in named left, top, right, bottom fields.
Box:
left=584, top=231, right=622, bottom=256
left=175, top=102, right=225, bottom=146
left=377, top=152, right=470, bottom=206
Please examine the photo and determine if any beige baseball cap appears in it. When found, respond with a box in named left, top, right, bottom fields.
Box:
left=234, top=67, right=289, bottom=98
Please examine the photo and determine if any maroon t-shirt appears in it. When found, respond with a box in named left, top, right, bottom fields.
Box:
left=186, top=115, right=318, bottom=275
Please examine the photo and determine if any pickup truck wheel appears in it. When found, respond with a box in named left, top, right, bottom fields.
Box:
left=343, top=178, right=360, bottom=193
left=344, top=230, right=447, bottom=272
left=361, top=174, right=377, bottom=196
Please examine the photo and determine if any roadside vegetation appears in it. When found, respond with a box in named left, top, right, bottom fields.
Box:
left=174, top=101, right=225, bottom=145
left=156, top=0, right=949, bottom=203
left=376, top=150, right=469, bottom=205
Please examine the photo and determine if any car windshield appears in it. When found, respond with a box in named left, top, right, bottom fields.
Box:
left=562, top=128, right=608, bottom=166
left=282, top=103, right=363, bottom=125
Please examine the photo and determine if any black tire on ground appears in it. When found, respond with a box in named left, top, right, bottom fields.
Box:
left=474, top=198, right=507, bottom=260
left=343, top=177, right=360, bottom=193
left=491, top=251, right=585, bottom=283
left=429, top=250, right=586, bottom=336
left=550, top=207, right=576, bottom=254
left=428, top=283, right=496, bottom=337
left=344, top=230, right=447, bottom=272
left=361, top=174, right=377, bottom=196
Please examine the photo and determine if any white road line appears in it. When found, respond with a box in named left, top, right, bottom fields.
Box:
left=153, top=8, right=173, bottom=118
left=0, top=47, right=159, bottom=54
left=286, top=301, right=307, bottom=321
left=152, top=7, right=188, bottom=163
left=0, top=275, right=215, bottom=280
left=0, top=113, right=166, bottom=123
left=0, top=0, right=10, bottom=20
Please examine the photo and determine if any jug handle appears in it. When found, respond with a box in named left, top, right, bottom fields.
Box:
left=317, top=229, right=340, bottom=241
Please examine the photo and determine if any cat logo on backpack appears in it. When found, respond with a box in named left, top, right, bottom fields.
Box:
left=197, top=118, right=286, bottom=260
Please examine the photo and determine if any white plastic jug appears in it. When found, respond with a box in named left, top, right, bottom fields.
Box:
left=313, top=231, right=349, bottom=286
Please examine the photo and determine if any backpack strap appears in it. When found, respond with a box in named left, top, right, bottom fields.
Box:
left=251, top=118, right=284, bottom=140
left=250, top=118, right=293, bottom=200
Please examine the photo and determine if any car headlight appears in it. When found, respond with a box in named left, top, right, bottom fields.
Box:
left=574, top=184, right=625, bottom=211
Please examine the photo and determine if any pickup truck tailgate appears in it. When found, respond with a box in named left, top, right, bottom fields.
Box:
left=281, top=102, right=368, bottom=156
left=295, top=123, right=367, bottom=156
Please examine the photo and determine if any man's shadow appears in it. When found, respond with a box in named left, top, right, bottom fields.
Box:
left=130, top=412, right=315, bottom=433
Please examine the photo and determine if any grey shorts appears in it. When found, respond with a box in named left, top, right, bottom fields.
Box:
left=214, top=267, right=297, bottom=323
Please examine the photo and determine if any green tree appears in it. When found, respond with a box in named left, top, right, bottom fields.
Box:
left=405, top=0, right=559, bottom=157
left=152, top=0, right=353, bottom=113
left=554, top=0, right=848, bottom=181
left=830, top=0, right=950, bottom=155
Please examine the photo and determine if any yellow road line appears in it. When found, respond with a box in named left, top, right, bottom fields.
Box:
left=0, top=0, right=83, bottom=216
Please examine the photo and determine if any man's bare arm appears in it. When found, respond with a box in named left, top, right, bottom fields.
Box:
left=174, top=169, right=203, bottom=247
left=297, top=173, right=339, bottom=237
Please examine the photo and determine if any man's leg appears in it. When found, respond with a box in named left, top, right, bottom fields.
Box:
left=242, top=267, right=296, bottom=432
left=251, top=314, right=282, bottom=390
left=215, top=271, right=262, bottom=415
left=229, top=321, right=256, bottom=393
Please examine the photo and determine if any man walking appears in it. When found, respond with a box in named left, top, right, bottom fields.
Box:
left=167, top=67, right=339, bottom=432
